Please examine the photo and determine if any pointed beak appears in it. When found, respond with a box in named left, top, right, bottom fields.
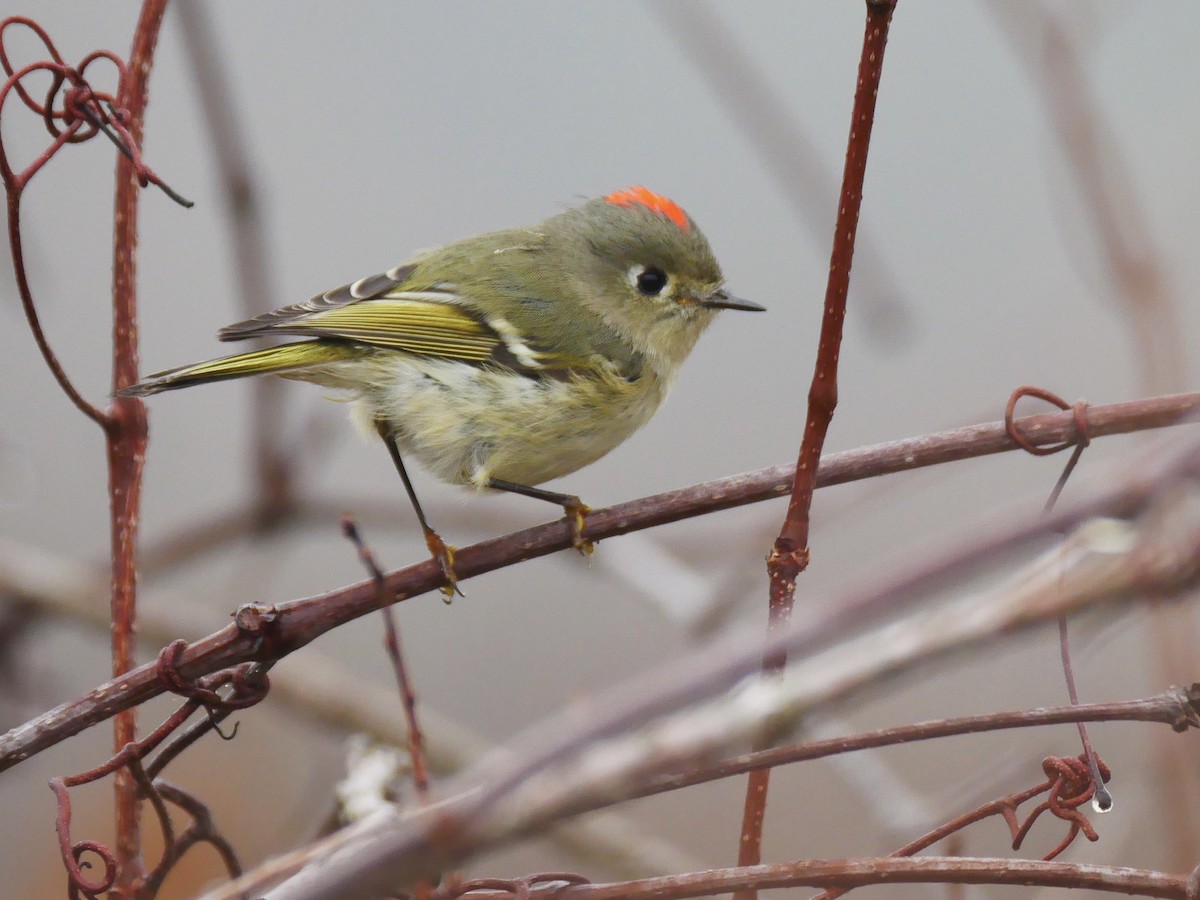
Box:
left=697, top=288, right=766, bottom=312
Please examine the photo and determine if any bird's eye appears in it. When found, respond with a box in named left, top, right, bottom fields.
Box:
left=634, top=266, right=668, bottom=297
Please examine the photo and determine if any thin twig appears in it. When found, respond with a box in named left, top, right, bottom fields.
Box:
left=648, top=2, right=911, bottom=339
left=343, top=518, right=431, bottom=801
left=424, top=856, right=1190, bottom=899
left=995, top=4, right=1200, bottom=862
left=1006, top=385, right=1113, bottom=813
left=144, top=781, right=243, bottom=895
left=0, top=41, right=109, bottom=425
left=633, top=689, right=1199, bottom=801
left=342, top=517, right=436, bottom=900
left=811, top=754, right=1110, bottom=900
left=738, top=2, right=898, bottom=889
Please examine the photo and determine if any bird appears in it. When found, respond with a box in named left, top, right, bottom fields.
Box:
left=121, top=186, right=764, bottom=595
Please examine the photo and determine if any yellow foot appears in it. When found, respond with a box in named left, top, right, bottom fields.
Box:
left=423, top=528, right=463, bottom=601
left=562, top=498, right=595, bottom=557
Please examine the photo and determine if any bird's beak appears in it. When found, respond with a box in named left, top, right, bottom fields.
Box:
left=697, top=288, right=766, bottom=312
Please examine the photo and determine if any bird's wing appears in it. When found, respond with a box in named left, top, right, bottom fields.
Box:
left=217, top=264, right=553, bottom=371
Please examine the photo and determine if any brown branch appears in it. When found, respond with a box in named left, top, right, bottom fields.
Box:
left=649, top=3, right=911, bottom=338
left=343, top=518, right=431, bottom=801
left=0, top=19, right=110, bottom=426
left=1, top=11, right=189, bottom=891
left=810, top=755, right=1110, bottom=900
left=6, top=194, right=109, bottom=425
left=0, top=538, right=707, bottom=881
left=993, top=4, right=1200, bottom=866
left=107, top=1, right=167, bottom=889
left=199, top=433, right=1200, bottom=898
left=127, top=391, right=1196, bottom=577
left=144, top=781, right=243, bottom=896
left=634, top=688, right=1200, bottom=800
left=739, top=1, right=898, bottom=888
left=0, top=390, right=1196, bottom=772
left=774, top=0, right=898, bottom=558
left=434, top=856, right=1190, bottom=899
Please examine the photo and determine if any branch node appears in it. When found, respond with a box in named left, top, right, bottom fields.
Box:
left=440, top=872, right=591, bottom=900
left=155, top=639, right=270, bottom=714
left=1178, top=684, right=1200, bottom=732
left=1004, top=385, right=1091, bottom=457
left=233, top=602, right=286, bottom=657
left=1186, top=861, right=1200, bottom=900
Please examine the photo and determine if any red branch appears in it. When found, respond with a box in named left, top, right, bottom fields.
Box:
left=737, top=1, right=898, bottom=888
left=108, top=0, right=167, bottom=890
left=140, top=433, right=1200, bottom=896
left=343, top=518, right=432, bottom=801
left=342, top=517, right=434, bottom=900
left=633, top=689, right=1197, bottom=802
left=439, top=857, right=1191, bottom=899
left=0, top=17, right=121, bottom=427
left=812, top=754, right=1112, bottom=900
left=50, top=659, right=265, bottom=898
left=0, top=7, right=184, bottom=892
left=0, top=15, right=189, bottom=429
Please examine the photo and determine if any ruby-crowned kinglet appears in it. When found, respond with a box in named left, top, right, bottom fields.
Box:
left=123, top=186, right=764, bottom=594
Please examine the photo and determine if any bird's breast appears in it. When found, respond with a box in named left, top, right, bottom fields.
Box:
left=354, top=355, right=671, bottom=489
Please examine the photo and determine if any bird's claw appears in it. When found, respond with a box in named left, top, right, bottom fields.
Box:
left=423, top=528, right=462, bottom=601
left=562, top=498, right=594, bottom=557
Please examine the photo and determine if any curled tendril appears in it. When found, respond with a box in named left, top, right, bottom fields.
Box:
left=1005, top=385, right=1091, bottom=458
left=155, top=639, right=271, bottom=712
left=67, top=841, right=118, bottom=899
left=51, top=780, right=117, bottom=897
left=0, top=15, right=191, bottom=203
left=1010, top=754, right=1111, bottom=861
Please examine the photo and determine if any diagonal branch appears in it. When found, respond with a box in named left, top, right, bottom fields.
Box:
left=212, top=440, right=1200, bottom=898
left=0, top=391, right=1196, bottom=773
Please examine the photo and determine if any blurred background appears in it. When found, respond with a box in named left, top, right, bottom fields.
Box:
left=1, top=2, right=1198, bottom=896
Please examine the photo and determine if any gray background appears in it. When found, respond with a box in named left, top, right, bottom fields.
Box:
left=2, top=2, right=1198, bottom=897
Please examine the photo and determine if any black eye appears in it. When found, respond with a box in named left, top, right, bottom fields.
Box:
left=635, top=266, right=668, bottom=296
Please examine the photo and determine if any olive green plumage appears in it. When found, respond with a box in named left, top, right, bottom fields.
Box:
left=123, top=188, right=762, bottom=490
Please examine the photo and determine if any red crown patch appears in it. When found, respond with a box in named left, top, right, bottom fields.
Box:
left=603, top=186, right=690, bottom=232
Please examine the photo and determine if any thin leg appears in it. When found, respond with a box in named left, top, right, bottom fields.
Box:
left=487, top=477, right=593, bottom=555
left=375, top=420, right=462, bottom=598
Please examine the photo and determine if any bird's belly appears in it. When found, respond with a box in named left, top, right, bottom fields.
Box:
left=354, top=357, right=666, bottom=488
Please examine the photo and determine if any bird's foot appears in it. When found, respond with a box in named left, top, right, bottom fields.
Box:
left=423, top=528, right=463, bottom=601
left=560, top=496, right=594, bottom=557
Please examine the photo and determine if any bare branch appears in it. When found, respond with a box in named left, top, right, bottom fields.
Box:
left=1, top=391, right=1196, bottom=773
left=223, top=437, right=1200, bottom=898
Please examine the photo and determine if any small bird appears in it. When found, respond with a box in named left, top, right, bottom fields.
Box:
left=123, top=186, right=764, bottom=595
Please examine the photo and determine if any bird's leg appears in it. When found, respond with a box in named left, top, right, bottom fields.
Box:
left=486, top=478, right=594, bottom=556
left=375, top=420, right=462, bottom=599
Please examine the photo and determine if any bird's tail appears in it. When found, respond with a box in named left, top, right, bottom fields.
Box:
left=117, top=341, right=370, bottom=397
